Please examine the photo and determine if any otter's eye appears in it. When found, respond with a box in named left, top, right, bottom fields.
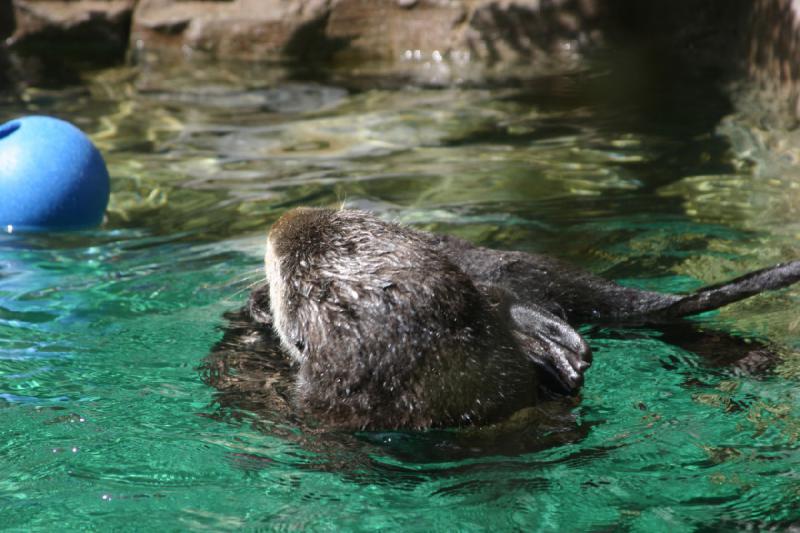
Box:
left=294, top=341, right=305, bottom=353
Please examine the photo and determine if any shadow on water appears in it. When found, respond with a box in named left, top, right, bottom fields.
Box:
left=458, top=49, right=736, bottom=192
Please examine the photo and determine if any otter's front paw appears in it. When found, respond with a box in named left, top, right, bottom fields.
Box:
left=247, top=284, right=273, bottom=325
left=510, top=304, right=592, bottom=395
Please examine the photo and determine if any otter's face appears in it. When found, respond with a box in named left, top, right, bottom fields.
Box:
left=265, top=236, right=297, bottom=360
left=264, top=208, right=332, bottom=363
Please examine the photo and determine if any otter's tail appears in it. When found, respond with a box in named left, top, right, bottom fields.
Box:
left=653, top=260, right=800, bottom=319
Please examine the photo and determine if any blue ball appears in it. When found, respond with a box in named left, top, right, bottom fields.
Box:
left=0, top=115, right=110, bottom=231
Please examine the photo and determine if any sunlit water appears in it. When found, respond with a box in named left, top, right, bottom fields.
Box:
left=1, top=58, right=799, bottom=531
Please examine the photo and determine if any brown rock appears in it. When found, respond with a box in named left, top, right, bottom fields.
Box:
left=462, top=0, right=604, bottom=66
left=129, top=0, right=605, bottom=81
left=130, top=0, right=336, bottom=61
left=742, top=0, right=800, bottom=124
left=324, top=0, right=467, bottom=63
left=8, top=0, right=800, bottom=106
left=321, top=0, right=605, bottom=83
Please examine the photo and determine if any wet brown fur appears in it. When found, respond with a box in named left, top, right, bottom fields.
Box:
left=214, top=207, right=800, bottom=431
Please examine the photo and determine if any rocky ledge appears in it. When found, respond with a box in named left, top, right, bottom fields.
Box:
left=1, top=0, right=800, bottom=122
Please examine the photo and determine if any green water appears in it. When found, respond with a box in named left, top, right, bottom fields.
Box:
left=1, top=59, right=799, bottom=531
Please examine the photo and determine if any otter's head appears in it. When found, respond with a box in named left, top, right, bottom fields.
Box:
left=264, top=207, right=337, bottom=363
left=264, top=208, right=528, bottom=428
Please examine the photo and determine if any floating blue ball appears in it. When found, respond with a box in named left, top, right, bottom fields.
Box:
left=0, top=115, right=110, bottom=231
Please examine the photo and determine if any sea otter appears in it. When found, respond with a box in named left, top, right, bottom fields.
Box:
left=225, top=207, right=800, bottom=431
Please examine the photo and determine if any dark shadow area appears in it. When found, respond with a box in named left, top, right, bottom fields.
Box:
left=7, top=9, right=132, bottom=63
left=0, top=0, right=14, bottom=91
left=283, top=9, right=351, bottom=66
left=0, top=49, right=13, bottom=92
left=0, top=0, right=14, bottom=41
left=590, top=322, right=780, bottom=378
left=1, top=3, right=132, bottom=89
left=602, top=0, right=751, bottom=75
left=445, top=51, right=736, bottom=191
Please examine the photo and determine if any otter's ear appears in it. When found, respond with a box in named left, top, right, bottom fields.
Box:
left=247, top=284, right=273, bottom=326
left=509, top=303, right=592, bottom=395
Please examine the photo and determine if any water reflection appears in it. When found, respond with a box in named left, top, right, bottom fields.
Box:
left=3, top=55, right=794, bottom=340
left=0, top=56, right=740, bottom=243
left=1, top=54, right=800, bottom=531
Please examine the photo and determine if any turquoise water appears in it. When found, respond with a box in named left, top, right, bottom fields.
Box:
left=1, top=61, right=800, bottom=531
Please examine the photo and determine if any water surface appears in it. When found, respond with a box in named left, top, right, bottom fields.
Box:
left=1, top=59, right=799, bottom=531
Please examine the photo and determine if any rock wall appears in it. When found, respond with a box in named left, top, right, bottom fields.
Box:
left=0, top=0, right=748, bottom=71
left=739, top=0, right=800, bottom=126
left=125, top=0, right=606, bottom=81
left=2, top=0, right=606, bottom=72
left=0, top=0, right=798, bottom=121
left=130, top=0, right=334, bottom=61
